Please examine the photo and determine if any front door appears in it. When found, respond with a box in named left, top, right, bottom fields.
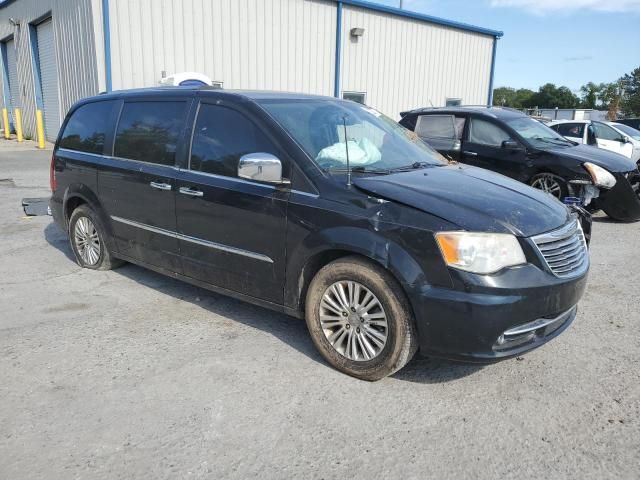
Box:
left=175, top=101, right=288, bottom=303
left=99, top=98, right=191, bottom=272
left=592, top=122, right=633, bottom=158
left=461, top=117, right=528, bottom=181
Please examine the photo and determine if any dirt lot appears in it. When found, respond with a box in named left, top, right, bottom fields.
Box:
left=1, top=141, right=639, bottom=479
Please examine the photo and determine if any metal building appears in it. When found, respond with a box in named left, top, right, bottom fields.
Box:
left=0, top=0, right=502, bottom=142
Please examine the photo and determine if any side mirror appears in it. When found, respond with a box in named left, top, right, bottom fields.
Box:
left=238, top=153, right=290, bottom=185
left=502, top=140, right=520, bottom=150
left=623, top=136, right=631, bottom=144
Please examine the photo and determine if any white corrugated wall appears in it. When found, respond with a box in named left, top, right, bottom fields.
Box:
left=340, top=5, right=494, bottom=116
left=109, top=0, right=337, bottom=96
left=0, top=0, right=104, bottom=138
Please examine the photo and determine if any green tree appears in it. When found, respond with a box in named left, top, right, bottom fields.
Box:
left=525, top=83, right=580, bottom=109
left=493, top=87, right=534, bottom=108
left=579, top=82, right=600, bottom=109
left=620, top=67, right=640, bottom=117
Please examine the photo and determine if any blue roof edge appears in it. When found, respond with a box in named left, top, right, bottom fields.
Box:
left=337, top=0, right=504, bottom=38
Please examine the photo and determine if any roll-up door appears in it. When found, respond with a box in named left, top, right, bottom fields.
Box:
left=36, top=19, right=60, bottom=142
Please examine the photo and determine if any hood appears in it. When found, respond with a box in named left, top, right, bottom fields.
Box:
left=545, top=144, right=636, bottom=173
left=353, top=165, right=570, bottom=237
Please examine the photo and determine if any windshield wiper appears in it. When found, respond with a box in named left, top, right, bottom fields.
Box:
left=325, top=166, right=390, bottom=175
left=388, top=161, right=440, bottom=172
left=533, top=137, right=573, bottom=147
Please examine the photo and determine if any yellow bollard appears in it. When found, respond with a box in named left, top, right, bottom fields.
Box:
left=1, top=108, right=9, bottom=139
left=14, top=108, right=23, bottom=142
left=35, top=109, right=45, bottom=149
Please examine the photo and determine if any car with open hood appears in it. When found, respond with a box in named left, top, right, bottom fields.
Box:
left=399, top=106, right=640, bottom=222
left=50, top=89, right=590, bottom=380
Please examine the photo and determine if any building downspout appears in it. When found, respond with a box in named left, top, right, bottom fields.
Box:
left=334, top=0, right=343, bottom=98
left=487, top=36, right=498, bottom=106
left=102, top=0, right=112, bottom=92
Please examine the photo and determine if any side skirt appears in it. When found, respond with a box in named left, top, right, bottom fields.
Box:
left=113, top=252, right=305, bottom=320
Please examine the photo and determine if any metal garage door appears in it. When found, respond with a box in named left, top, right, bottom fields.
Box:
left=36, top=20, right=60, bottom=142
left=4, top=38, right=20, bottom=130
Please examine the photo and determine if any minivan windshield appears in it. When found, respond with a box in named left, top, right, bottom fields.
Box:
left=505, top=116, right=575, bottom=148
left=259, top=99, right=445, bottom=172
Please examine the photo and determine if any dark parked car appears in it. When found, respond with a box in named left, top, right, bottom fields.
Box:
left=399, top=106, right=640, bottom=222
left=51, top=89, right=590, bottom=380
left=615, top=118, right=640, bottom=131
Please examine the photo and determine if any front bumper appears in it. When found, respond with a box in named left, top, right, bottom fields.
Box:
left=597, top=171, right=640, bottom=222
left=408, top=263, right=588, bottom=362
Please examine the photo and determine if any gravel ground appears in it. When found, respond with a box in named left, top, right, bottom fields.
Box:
left=1, top=141, right=638, bottom=480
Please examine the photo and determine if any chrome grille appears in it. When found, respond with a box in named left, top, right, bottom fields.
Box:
left=532, top=220, right=589, bottom=278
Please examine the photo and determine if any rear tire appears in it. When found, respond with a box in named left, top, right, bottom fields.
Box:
left=305, top=256, right=418, bottom=381
left=68, top=205, right=123, bottom=270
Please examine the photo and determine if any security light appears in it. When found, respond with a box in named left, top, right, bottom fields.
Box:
left=350, top=27, right=364, bottom=37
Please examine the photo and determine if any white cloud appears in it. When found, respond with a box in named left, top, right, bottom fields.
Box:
left=490, top=0, right=640, bottom=14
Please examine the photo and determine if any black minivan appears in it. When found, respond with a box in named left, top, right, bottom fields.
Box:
left=51, top=88, right=590, bottom=380
left=399, top=106, right=640, bottom=222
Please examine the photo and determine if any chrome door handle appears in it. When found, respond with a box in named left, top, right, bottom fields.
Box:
left=463, top=151, right=478, bottom=157
left=150, top=181, right=172, bottom=191
left=179, top=187, right=204, bottom=197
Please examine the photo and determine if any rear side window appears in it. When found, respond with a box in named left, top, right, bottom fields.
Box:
left=114, top=101, right=187, bottom=165
left=190, top=104, right=279, bottom=178
left=554, top=123, right=584, bottom=138
left=468, top=118, right=511, bottom=146
left=415, top=115, right=456, bottom=139
left=59, top=101, right=115, bottom=154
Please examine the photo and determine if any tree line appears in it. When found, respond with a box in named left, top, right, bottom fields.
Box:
left=493, top=66, right=640, bottom=119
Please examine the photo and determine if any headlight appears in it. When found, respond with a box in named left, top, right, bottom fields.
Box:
left=435, top=232, right=526, bottom=274
left=584, top=162, right=616, bottom=189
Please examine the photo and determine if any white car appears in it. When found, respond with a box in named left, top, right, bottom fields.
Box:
left=549, top=119, right=636, bottom=161
left=610, top=122, right=640, bottom=163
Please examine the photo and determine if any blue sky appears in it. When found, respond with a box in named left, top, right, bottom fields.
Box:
left=372, top=0, right=640, bottom=93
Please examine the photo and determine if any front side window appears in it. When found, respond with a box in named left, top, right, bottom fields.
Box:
left=415, top=115, right=456, bottom=139
left=190, top=104, right=279, bottom=178
left=612, top=123, right=640, bottom=141
left=468, top=118, right=511, bottom=146
left=593, top=122, right=623, bottom=141
left=114, top=101, right=187, bottom=165
left=59, top=101, right=115, bottom=154
left=259, top=99, right=444, bottom=172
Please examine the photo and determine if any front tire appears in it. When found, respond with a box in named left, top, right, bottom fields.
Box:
left=530, top=173, right=569, bottom=200
left=68, top=205, right=122, bottom=270
left=305, top=256, right=418, bottom=381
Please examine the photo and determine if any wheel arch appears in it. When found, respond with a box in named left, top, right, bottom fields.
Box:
left=62, top=185, right=117, bottom=251
left=285, top=226, right=428, bottom=319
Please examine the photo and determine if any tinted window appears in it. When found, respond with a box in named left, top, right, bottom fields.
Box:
left=190, top=104, right=279, bottom=177
left=416, top=115, right=456, bottom=139
left=468, top=118, right=511, bottom=146
left=593, top=122, right=623, bottom=141
left=555, top=123, right=585, bottom=138
left=59, top=101, right=115, bottom=154
left=342, top=92, right=366, bottom=104
left=114, top=101, right=187, bottom=165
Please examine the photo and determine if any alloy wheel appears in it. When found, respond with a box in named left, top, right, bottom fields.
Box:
left=531, top=174, right=562, bottom=198
left=319, top=281, right=388, bottom=361
left=74, top=216, right=101, bottom=265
